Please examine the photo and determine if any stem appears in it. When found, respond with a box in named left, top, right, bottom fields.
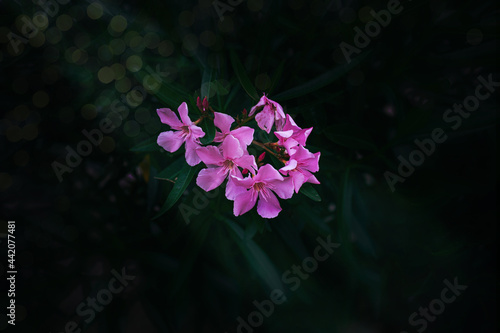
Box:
left=252, top=140, right=281, bottom=160
left=235, top=114, right=256, bottom=129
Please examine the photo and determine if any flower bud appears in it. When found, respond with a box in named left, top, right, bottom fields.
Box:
left=258, top=152, right=266, bottom=162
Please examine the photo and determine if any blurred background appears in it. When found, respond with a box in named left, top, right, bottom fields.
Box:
left=0, top=0, right=497, bottom=332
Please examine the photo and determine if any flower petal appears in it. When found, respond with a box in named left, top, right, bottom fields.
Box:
left=221, top=135, right=244, bottom=160
left=157, top=131, right=184, bottom=152
left=254, top=164, right=283, bottom=183
left=189, top=124, right=205, bottom=140
left=230, top=174, right=255, bottom=188
left=257, top=190, right=282, bottom=218
left=290, top=171, right=308, bottom=193
left=233, top=189, right=258, bottom=216
left=279, top=159, right=297, bottom=173
left=185, top=139, right=201, bottom=166
left=274, top=130, right=294, bottom=140
left=269, top=177, right=294, bottom=199
left=177, top=102, right=192, bottom=125
left=307, top=174, right=320, bottom=185
left=157, top=108, right=183, bottom=129
left=196, top=145, right=224, bottom=166
left=214, top=112, right=235, bottom=134
left=226, top=173, right=247, bottom=201
left=234, top=154, right=258, bottom=174
left=249, top=95, right=267, bottom=116
left=231, top=126, right=254, bottom=147
left=196, top=167, right=227, bottom=192
left=255, top=109, right=275, bottom=133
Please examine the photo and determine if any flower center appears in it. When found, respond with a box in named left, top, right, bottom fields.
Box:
left=181, top=125, right=190, bottom=134
left=253, top=182, right=266, bottom=192
left=223, top=160, right=234, bottom=170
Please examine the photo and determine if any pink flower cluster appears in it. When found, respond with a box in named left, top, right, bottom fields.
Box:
left=156, top=95, right=320, bottom=219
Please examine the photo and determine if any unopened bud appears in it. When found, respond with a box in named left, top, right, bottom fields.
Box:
left=242, top=169, right=249, bottom=175
left=258, top=152, right=266, bottom=162
left=202, top=97, right=209, bottom=110
left=196, top=96, right=203, bottom=110
left=242, top=108, right=247, bottom=117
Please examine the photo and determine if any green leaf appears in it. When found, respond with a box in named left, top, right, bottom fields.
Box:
left=268, top=60, right=286, bottom=95
left=155, top=158, right=186, bottom=181
left=229, top=50, right=259, bottom=101
left=130, top=136, right=161, bottom=152
left=153, top=164, right=199, bottom=220
left=200, top=117, right=216, bottom=145
left=299, top=183, right=321, bottom=202
left=222, top=217, right=283, bottom=291
left=324, top=123, right=377, bottom=151
left=273, top=51, right=371, bottom=101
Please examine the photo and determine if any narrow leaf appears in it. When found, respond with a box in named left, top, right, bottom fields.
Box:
left=230, top=50, right=259, bottom=101
left=130, top=136, right=161, bottom=152
left=153, top=164, right=199, bottom=220
left=299, top=183, right=322, bottom=202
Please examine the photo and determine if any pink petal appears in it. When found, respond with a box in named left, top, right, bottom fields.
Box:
left=185, top=139, right=201, bottom=166
left=157, top=131, right=184, bottom=152
left=177, top=102, right=192, bottom=125
left=274, top=117, right=286, bottom=132
left=290, top=171, right=308, bottom=193
left=255, top=110, right=275, bottom=134
left=157, top=108, right=183, bottom=129
left=285, top=114, right=298, bottom=128
left=233, top=190, right=258, bottom=216
left=300, top=151, right=320, bottom=173
left=269, top=177, right=294, bottom=199
left=295, top=127, right=313, bottom=146
left=274, top=130, right=294, bottom=140
left=214, top=132, right=226, bottom=142
left=289, top=145, right=310, bottom=159
left=279, top=159, right=297, bottom=173
left=221, top=135, right=243, bottom=160
left=234, top=154, right=257, bottom=174
left=226, top=173, right=247, bottom=201
left=196, top=167, right=227, bottom=192
left=254, top=164, right=283, bottom=183
left=231, top=126, right=254, bottom=147
left=214, top=112, right=234, bottom=134
left=249, top=95, right=267, bottom=116
left=196, top=145, right=224, bottom=166
left=230, top=174, right=255, bottom=188
left=257, top=189, right=282, bottom=218
left=189, top=124, right=205, bottom=140
left=307, top=174, right=320, bottom=185
left=273, top=101, right=286, bottom=120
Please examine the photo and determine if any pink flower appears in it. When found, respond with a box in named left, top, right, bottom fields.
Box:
left=279, top=146, right=320, bottom=193
left=196, top=135, right=257, bottom=200
left=249, top=95, right=286, bottom=134
left=157, top=102, right=205, bottom=166
left=213, top=112, right=254, bottom=152
left=274, top=114, right=313, bottom=151
left=231, top=164, right=294, bottom=219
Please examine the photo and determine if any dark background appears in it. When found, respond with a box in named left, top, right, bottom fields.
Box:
left=0, top=0, right=497, bottom=332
